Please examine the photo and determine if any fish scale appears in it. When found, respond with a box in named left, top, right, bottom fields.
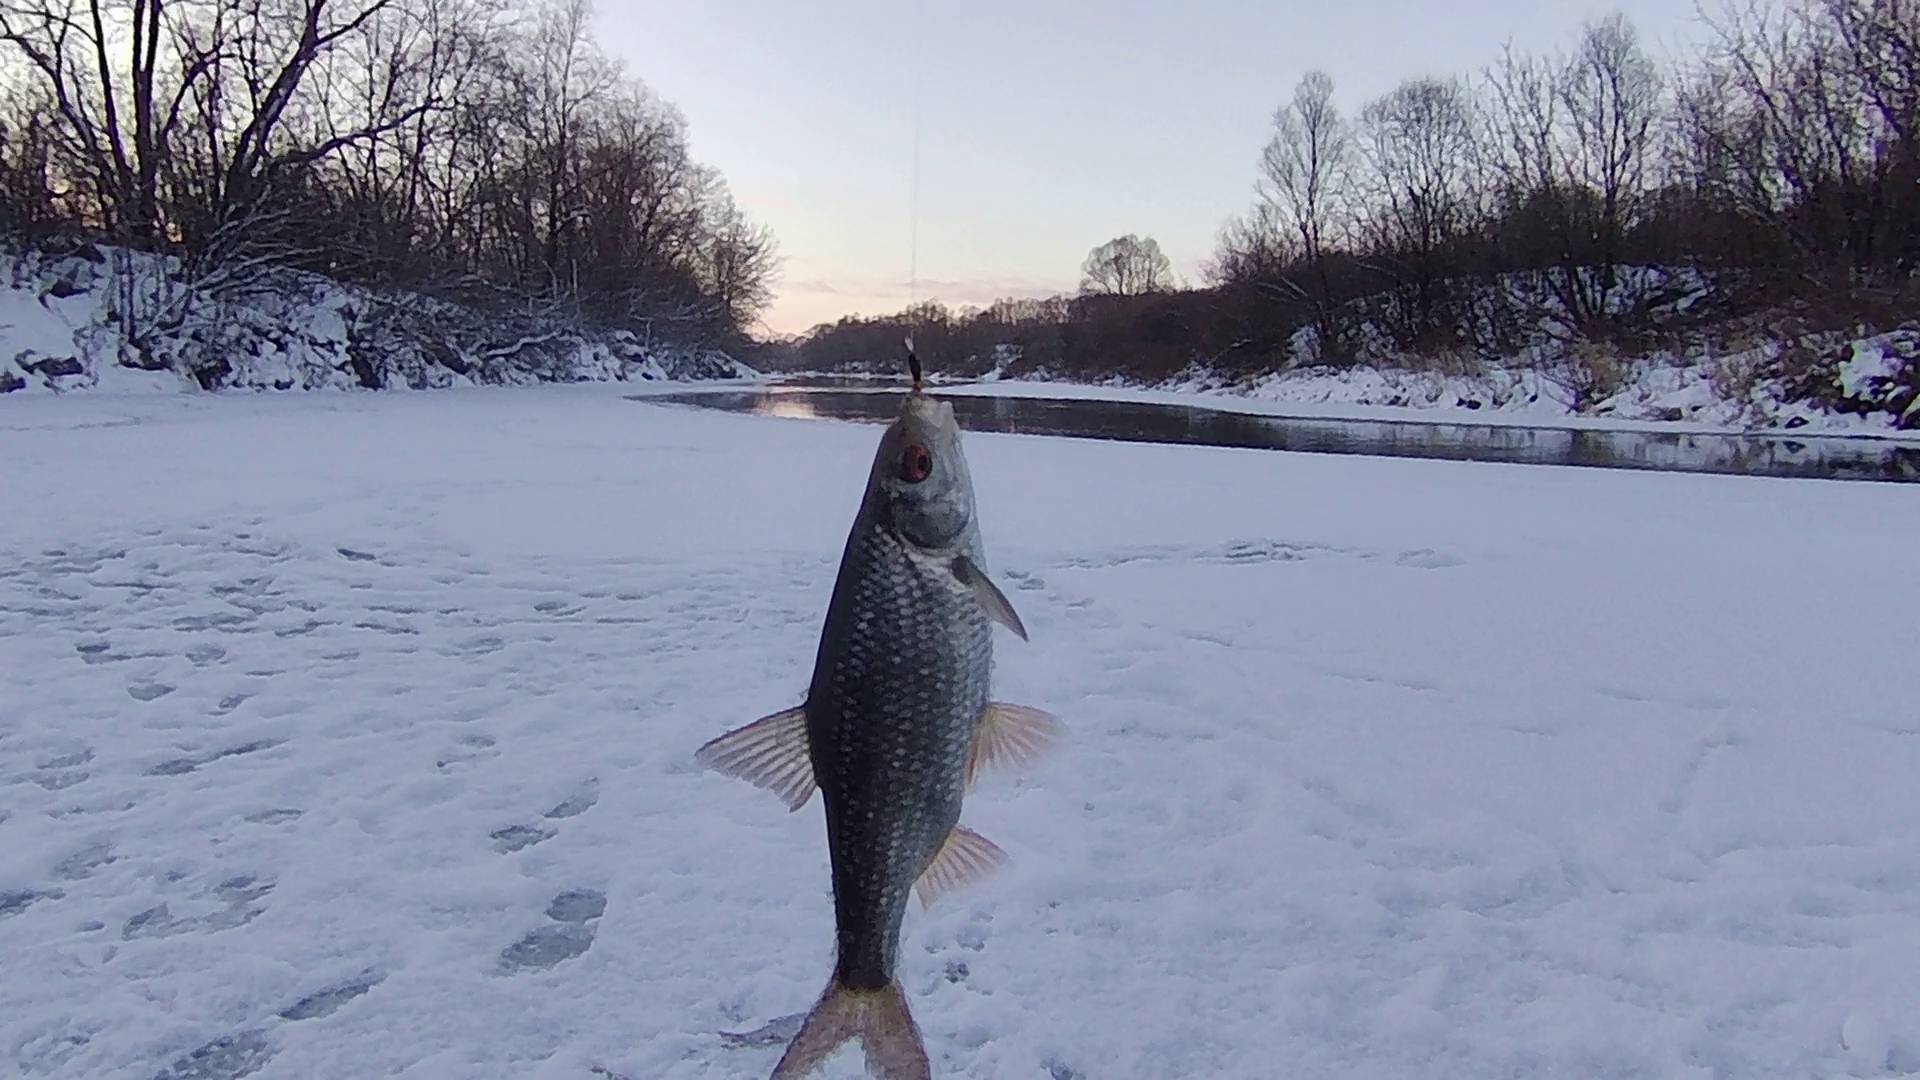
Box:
left=814, top=533, right=992, bottom=989
left=697, top=393, right=1062, bottom=1080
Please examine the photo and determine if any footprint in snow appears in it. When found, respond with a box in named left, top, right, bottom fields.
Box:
left=151, top=1028, right=276, bottom=1080
left=212, top=693, right=253, bottom=716
left=490, top=824, right=555, bottom=853
left=1395, top=548, right=1463, bottom=569
left=0, top=888, right=60, bottom=919
left=35, top=767, right=89, bottom=791
left=123, top=877, right=276, bottom=940
left=447, top=635, right=505, bottom=657
left=497, top=923, right=595, bottom=973
left=145, top=739, right=281, bottom=777
left=436, top=733, right=498, bottom=772
left=128, top=681, right=176, bottom=702
left=75, top=640, right=115, bottom=663
left=121, top=904, right=187, bottom=939
left=53, top=840, right=115, bottom=881
left=545, top=889, right=607, bottom=922
left=186, top=644, right=227, bottom=666
left=40, top=747, right=94, bottom=770
left=11, top=1021, right=93, bottom=1074
left=173, top=613, right=256, bottom=632
left=544, top=780, right=599, bottom=819
left=497, top=890, right=607, bottom=974
left=278, top=972, right=383, bottom=1021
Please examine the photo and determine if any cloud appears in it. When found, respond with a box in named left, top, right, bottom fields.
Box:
left=779, top=275, right=1071, bottom=306
left=781, top=279, right=845, bottom=296
left=764, top=273, right=1080, bottom=334
left=907, top=278, right=1072, bottom=306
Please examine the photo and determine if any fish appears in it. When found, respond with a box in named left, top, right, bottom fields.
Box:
left=697, top=390, right=1061, bottom=1079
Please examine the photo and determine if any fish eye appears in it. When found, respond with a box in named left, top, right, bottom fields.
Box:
left=900, top=444, right=934, bottom=484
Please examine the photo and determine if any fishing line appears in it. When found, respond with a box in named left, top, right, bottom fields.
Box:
left=903, top=0, right=924, bottom=391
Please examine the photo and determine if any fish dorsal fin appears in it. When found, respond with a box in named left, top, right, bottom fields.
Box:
left=950, top=556, right=1028, bottom=641
left=965, top=703, right=1064, bottom=791
left=914, top=825, right=1007, bottom=909
left=694, top=706, right=816, bottom=811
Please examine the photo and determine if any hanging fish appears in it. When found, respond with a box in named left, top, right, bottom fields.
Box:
left=698, top=387, right=1059, bottom=1079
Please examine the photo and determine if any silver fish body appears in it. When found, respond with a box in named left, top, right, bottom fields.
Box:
left=697, top=394, right=1057, bottom=1079
left=807, top=496, right=991, bottom=989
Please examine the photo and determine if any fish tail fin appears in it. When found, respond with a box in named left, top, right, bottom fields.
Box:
left=770, top=976, right=929, bottom=1080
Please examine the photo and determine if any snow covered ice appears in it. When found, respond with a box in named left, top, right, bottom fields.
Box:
left=4, top=384, right=1920, bottom=1079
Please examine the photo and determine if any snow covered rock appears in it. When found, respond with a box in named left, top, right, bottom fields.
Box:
left=1773, top=327, right=1920, bottom=430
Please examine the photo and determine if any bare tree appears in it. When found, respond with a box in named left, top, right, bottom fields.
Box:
left=1479, top=16, right=1662, bottom=333
left=696, top=187, right=779, bottom=331
left=1559, top=13, right=1662, bottom=314
left=0, top=0, right=781, bottom=377
left=1357, top=76, right=1480, bottom=344
left=1258, top=69, right=1352, bottom=355
left=1261, top=72, right=1349, bottom=265
left=1080, top=233, right=1174, bottom=296
left=0, top=98, right=58, bottom=233
left=1205, top=202, right=1290, bottom=285
left=1696, top=0, right=1920, bottom=276
left=1484, top=42, right=1562, bottom=202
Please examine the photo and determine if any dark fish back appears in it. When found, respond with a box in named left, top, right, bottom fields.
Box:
left=807, top=519, right=992, bottom=988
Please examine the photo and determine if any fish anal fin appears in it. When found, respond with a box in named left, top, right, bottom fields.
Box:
left=914, top=825, right=1007, bottom=909
left=693, top=705, right=816, bottom=811
left=965, top=702, right=1064, bottom=791
left=951, top=555, right=1028, bottom=641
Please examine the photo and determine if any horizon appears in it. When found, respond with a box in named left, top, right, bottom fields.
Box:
left=607, top=1, right=1713, bottom=337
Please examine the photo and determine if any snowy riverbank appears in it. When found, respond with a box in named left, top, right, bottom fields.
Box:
left=944, top=333, right=1920, bottom=441
left=0, top=244, right=752, bottom=395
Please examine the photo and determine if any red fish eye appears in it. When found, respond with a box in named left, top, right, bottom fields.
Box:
left=900, top=444, right=933, bottom=483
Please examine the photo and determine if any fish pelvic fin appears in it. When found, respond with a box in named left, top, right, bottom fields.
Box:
left=694, top=705, right=816, bottom=811
left=965, top=702, right=1064, bottom=792
left=770, top=977, right=930, bottom=1080
left=950, top=555, right=1028, bottom=641
left=914, top=825, right=1008, bottom=909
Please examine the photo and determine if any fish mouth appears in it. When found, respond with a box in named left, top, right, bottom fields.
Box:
left=894, top=393, right=956, bottom=432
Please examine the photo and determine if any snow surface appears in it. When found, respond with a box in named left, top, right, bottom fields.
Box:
left=5, top=386, right=1920, bottom=1079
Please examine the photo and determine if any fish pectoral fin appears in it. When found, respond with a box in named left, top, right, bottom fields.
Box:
left=950, top=555, right=1028, bottom=641
left=693, top=705, right=816, bottom=811
left=914, top=825, right=1007, bottom=909
left=965, top=702, right=1064, bottom=791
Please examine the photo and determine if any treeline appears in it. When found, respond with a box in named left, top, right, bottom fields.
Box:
left=791, top=1, right=1918, bottom=383
left=0, top=0, right=776, bottom=355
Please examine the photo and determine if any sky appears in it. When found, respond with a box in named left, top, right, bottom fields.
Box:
left=605, top=1, right=1714, bottom=337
